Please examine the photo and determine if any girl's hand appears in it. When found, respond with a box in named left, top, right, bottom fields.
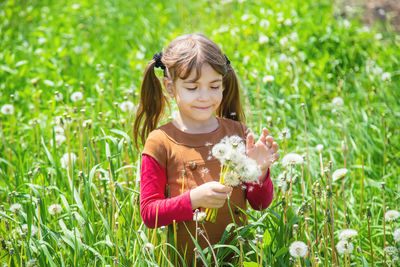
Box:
left=190, top=181, right=233, bottom=210
left=246, top=127, right=280, bottom=175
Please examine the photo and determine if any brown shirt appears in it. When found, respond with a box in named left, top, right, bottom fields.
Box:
left=142, top=117, right=250, bottom=264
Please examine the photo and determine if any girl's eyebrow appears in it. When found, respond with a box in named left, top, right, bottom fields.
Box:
left=183, top=78, right=222, bottom=83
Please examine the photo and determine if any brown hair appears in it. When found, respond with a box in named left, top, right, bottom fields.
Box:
left=133, top=33, right=245, bottom=149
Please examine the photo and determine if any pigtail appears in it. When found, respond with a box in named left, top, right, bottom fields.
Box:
left=133, top=60, right=167, bottom=150
left=218, top=64, right=245, bottom=122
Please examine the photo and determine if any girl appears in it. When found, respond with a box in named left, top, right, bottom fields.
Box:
left=134, top=33, right=279, bottom=265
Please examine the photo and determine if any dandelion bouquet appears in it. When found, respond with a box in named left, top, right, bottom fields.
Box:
left=205, top=135, right=262, bottom=222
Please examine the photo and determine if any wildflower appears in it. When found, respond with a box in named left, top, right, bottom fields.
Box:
left=193, top=211, right=207, bottom=223
left=282, top=153, right=303, bottom=166
left=258, top=34, right=269, bottom=44
left=278, top=128, right=291, bottom=140
left=237, top=158, right=262, bottom=183
left=144, top=243, right=154, bottom=253
left=383, top=246, right=398, bottom=255
left=83, top=119, right=92, bottom=128
left=338, top=229, right=358, bottom=241
left=385, top=210, right=400, bottom=222
left=54, top=91, right=63, bottom=102
left=393, top=228, right=400, bottom=242
left=382, top=72, right=391, bottom=81
left=20, top=224, right=38, bottom=236
left=120, top=101, right=135, bottom=113
left=1, top=104, right=14, bottom=115
left=336, top=240, right=354, bottom=255
left=332, top=168, right=348, bottom=182
left=289, top=241, right=308, bottom=258
left=70, top=91, right=83, bottom=102
left=316, top=144, right=323, bottom=153
left=50, top=135, right=66, bottom=147
left=60, top=153, right=77, bottom=169
left=332, top=97, right=344, bottom=106
left=262, top=75, right=274, bottom=83
left=260, top=19, right=270, bottom=28
left=10, top=203, right=22, bottom=213
left=48, top=204, right=62, bottom=215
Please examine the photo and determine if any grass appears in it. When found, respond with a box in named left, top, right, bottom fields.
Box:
left=0, top=0, right=399, bottom=266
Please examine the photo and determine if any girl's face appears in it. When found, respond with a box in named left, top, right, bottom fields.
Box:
left=164, top=63, right=224, bottom=127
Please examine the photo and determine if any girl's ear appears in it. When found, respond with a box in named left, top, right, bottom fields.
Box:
left=163, top=77, right=174, bottom=97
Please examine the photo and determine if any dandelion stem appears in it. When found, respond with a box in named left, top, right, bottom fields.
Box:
left=382, top=183, right=386, bottom=266
left=367, top=207, right=374, bottom=267
left=301, top=103, right=311, bottom=189
left=359, top=156, right=365, bottom=217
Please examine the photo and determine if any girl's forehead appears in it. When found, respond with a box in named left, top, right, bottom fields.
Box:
left=179, top=63, right=222, bottom=83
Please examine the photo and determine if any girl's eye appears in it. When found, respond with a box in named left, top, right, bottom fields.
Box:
left=186, top=87, right=197, bottom=90
left=211, top=86, right=220, bottom=90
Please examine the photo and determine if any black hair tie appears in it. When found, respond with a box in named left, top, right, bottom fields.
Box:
left=153, top=52, right=166, bottom=70
left=224, top=54, right=231, bottom=65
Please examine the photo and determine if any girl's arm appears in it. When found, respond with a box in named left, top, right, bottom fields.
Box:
left=140, top=154, right=194, bottom=228
left=245, top=168, right=274, bottom=210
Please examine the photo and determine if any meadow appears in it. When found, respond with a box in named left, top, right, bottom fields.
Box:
left=0, top=0, right=400, bottom=266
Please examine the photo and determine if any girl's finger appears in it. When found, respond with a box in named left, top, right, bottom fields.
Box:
left=273, top=153, right=280, bottom=161
left=246, top=132, right=255, bottom=151
left=266, top=136, right=274, bottom=148
left=271, top=142, right=279, bottom=153
left=259, top=128, right=269, bottom=144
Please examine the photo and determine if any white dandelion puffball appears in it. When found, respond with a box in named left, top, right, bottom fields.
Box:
left=20, top=224, right=38, bottom=237
left=193, top=211, right=207, bottom=223
left=336, top=240, right=354, bottom=255
left=70, top=91, right=83, bottom=102
left=237, top=157, right=262, bottom=183
left=144, top=242, right=154, bottom=253
left=384, top=246, right=398, bottom=255
left=60, top=152, right=77, bottom=169
left=10, top=203, right=23, bottom=213
left=381, top=72, right=391, bottom=81
left=50, top=135, right=66, bottom=147
left=282, top=153, right=303, bottom=166
left=332, top=97, right=344, bottom=106
left=338, top=229, right=358, bottom=241
left=289, top=241, right=308, bottom=258
left=262, top=75, right=275, bottom=83
left=393, top=228, right=400, bottom=243
left=258, top=34, right=269, bottom=44
left=120, top=101, right=135, bottom=112
left=55, top=92, right=63, bottom=102
left=1, top=104, right=14, bottom=115
left=385, top=210, right=400, bottom=222
left=316, top=144, right=323, bottom=153
left=332, top=168, right=348, bottom=182
left=48, top=204, right=62, bottom=215
left=54, top=126, right=64, bottom=135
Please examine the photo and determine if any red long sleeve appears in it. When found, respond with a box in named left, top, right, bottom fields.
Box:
left=246, top=169, right=274, bottom=210
left=140, top=155, right=274, bottom=228
left=140, top=154, right=194, bottom=228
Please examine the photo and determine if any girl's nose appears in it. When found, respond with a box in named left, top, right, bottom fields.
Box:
left=197, top=87, right=210, bottom=100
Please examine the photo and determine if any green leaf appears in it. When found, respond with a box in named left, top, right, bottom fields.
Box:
left=263, top=228, right=272, bottom=247
left=243, top=262, right=258, bottom=267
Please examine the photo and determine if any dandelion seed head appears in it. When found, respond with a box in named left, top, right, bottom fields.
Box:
left=120, top=101, right=135, bottom=113
left=54, top=126, right=64, bottom=134
left=144, top=243, right=154, bottom=253
left=1, top=104, right=14, bottom=115
left=338, top=229, right=358, bottom=241
left=55, top=92, right=63, bottom=102
left=393, top=228, right=400, bottom=243
left=48, top=204, right=62, bottom=215
left=381, top=72, right=391, bottom=81
left=289, top=241, right=308, bottom=258
left=193, top=211, right=207, bottom=223
left=384, top=246, right=398, bottom=255
left=336, top=240, right=354, bottom=255
left=70, top=91, right=83, bottom=102
left=385, top=210, right=400, bottom=222
left=263, top=75, right=275, bottom=83
left=316, top=144, right=323, bottom=153
left=10, top=203, right=22, bottom=213
left=60, top=153, right=77, bottom=169
left=332, top=97, right=344, bottom=106
left=258, top=34, right=269, bottom=44
left=20, top=224, right=38, bottom=237
left=282, top=153, right=303, bottom=166
left=332, top=168, right=348, bottom=182
left=50, top=135, right=66, bottom=147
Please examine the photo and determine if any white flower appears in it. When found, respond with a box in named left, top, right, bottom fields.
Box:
left=284, top=19, right=292, bottom=26
left=384, top=246, right=398, bottom=255
left=332, top=97, right=344, bottom=106
left=382, top=72, right=391, bottom=81
left=223, top=169, right=241, bottom=187
left=48, top=204, right=62, bottom=215
left=289, top=241, right=308, bottom=258
left=258, top=34, right=269, bottom=44
left=316, top=144, right=323, bottom=153
left=70, top=91, right=83, bottom=102
left=60, top=153, right=77, bottom=169
left=144, top=242, right=154, bottom=253
left=237, top=158, right=261, bottom=183
left=338, top=229, right=358, bottom=241
left=282, top=153, right=303, bottom=166
left=211, top=142, right=231, bottom=163
left=54, top=126, right=64, bottom=135
left=50, top=135, right=66, bottom=147
left=1, top=104, right=14, bottom=115
left=54, top=92, right=63, bottom=102
left=10, top=203, right=23, bottom=213
left=332, top=168, right=348, bottom=182
left=393, top=228, right=400, bottom=242
left=263, top=75, right=275, bottom=83
left=120, top=101, right=135, bottom=112
left=83, top=119, right=92, bottom=128
left=385, top=210, right=400, bottom=222
left=336, top=240, right=354, bottom=255
left=260, top=19, right=270, bottom=28
left=20, top=224, right=38, bottom=236
left=193, top=211, right=207, bottom=223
